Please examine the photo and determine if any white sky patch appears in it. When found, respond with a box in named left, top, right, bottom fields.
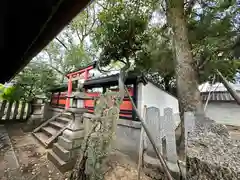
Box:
left=150, top=11, right=166, bottom=26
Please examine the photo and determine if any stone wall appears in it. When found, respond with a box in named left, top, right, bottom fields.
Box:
left=115, top=119, right=141, bottom=160
left=187, top=119, right=240, bottom=180
left=83, top=113, right=142, bottom=160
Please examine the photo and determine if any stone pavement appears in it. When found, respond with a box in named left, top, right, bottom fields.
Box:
left=0, top=125, right=19, bottom=177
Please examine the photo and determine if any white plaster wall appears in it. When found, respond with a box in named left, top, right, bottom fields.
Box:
left=137, top=83, right=144, bottom=117
left=205, top=102, right=240, bottom=126
left=137, top=82, right=179, bottom=116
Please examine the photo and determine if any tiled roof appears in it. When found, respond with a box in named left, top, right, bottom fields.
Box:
left=199, top=82, right=240, bottom=102
left=199, top=82, right=240, bottom=92
left=201, top=91, right=240, bottom=102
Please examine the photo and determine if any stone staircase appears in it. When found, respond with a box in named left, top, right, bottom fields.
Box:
left=32, top=107, right=88, bottom=172
left=47, top=125, right=85, bottom=172
left=32, top=111, right=72, bottom=148
left=47, top=109, right=86, bottom=172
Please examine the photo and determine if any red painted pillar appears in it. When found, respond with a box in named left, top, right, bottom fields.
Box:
left=66, top=75, right=72, bottom=109
left=83, top=70, right=89, bottom=108
left=84, top=70, right=89, bottom=80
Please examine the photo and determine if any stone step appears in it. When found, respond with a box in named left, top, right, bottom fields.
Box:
left=56, top=116, right=71, bottom=124
left=57, top=136, right=72, bottom=150
left=53, top=143, right=80, bottom=162
left=53, top=143, right=71, bottom=162
left=49, top=121, right=65, bottom=129
left=42, top=126, right=58, bottom=136
left=32, top=131, right=49, bottom=147
left=47, top=150, right=76, bottom=173
left=61, top=112, right=73, bottom=119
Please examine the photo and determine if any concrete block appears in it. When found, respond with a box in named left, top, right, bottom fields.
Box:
left=62, top=129, right=85, bottom=140
left=47, top=150, right=76, bottom=173
left=58, top=136, right=83, bottom=150
left=53, top=143, right=71, bottom=162
left=53, top=143, right=80, bottom=162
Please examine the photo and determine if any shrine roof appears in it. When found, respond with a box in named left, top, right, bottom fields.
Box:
left=49, top=72, right=147, bottom=92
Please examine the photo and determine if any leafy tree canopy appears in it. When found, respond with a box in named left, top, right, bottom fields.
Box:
left=95, top=0, right=240, bottom=96
left=94, top=0, right=158, bottom=68
left=13, top=61, right=58, bottom=101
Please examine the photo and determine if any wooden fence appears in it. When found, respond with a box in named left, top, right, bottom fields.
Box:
left=0, top=100, right=31, bottom=122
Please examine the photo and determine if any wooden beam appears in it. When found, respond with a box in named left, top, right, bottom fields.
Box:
left=216, top=70, right=240, bottom=105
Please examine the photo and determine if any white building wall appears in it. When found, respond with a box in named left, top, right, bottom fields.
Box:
left=137, top=82, right=180, bottom=125
left=205, top=102, right=240, bottom=126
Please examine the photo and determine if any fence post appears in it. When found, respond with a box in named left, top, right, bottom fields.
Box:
left=19, top=102, right=26, bottom=120
left=0, top=100, right=7, bottom=120
left=164, top=108, right=178, bottom=164
left=12, top=101, right=19, bottom=120
left=26, top=103, right=31, bottom=119
left=5, top=101, right=13, bottom=120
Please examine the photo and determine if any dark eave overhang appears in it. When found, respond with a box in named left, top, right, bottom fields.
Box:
left=1, top=0, right=91, bottom=83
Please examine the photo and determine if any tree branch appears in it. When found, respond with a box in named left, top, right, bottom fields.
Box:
left=32, top=61, right=66, bottom=76
left=55, top=37, right=69, bottom=51
left=75, top=28, right=83, bottom=44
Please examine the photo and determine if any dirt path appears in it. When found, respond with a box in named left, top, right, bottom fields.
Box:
left=0, top=124, right=69, bottom=180
left=0, top=123, right=170, bottom=180
left=0, top=125, right=19, bottom=177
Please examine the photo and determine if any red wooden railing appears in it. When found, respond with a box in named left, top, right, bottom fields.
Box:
left=50, top=87, right=134, bottom=120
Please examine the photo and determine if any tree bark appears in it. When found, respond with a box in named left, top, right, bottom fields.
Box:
left=166, top=0, right=204, bottom=149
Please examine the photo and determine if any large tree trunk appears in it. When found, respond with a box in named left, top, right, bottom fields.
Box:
left=166, top=0, right=204, bottom=149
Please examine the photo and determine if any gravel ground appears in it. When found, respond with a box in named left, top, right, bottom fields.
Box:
left=187, top=120, right=240, bottom=180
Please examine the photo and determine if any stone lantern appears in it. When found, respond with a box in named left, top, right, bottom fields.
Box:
left=64, top=91, right=92, bottom=141
left=49, top=91, right=93, bottom=172
left=24, top=96, right=46, bottom=131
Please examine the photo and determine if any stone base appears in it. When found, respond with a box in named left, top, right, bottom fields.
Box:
left=47, top=150, right=76, bottom=173
left=48, top=120, right=85, bottom=172
left=58, top=136, right=84, bottom=150
left=52, top=143, right=80, bottom=162
left=62, top=128, right=85, bottom=140
left=143, top=153, right=184, bottom=180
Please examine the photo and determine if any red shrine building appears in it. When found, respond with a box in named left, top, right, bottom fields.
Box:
left=50, top=62, right=179, bottom=121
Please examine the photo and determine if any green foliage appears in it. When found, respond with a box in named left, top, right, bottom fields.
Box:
left=64, top=44, right=91, bottom=70
left=95, top=0, right=157, bottom=67
left=93, top=0, right=239, bottom=96
left=135, top=0, right=240, bottom=95
left=0, top=84, right=24, bottom=102
left=187, top=0, right=240, bottom=83
left=17, top=0, right=239, bottom=99
left=14, top=62, right=58, bottom=101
